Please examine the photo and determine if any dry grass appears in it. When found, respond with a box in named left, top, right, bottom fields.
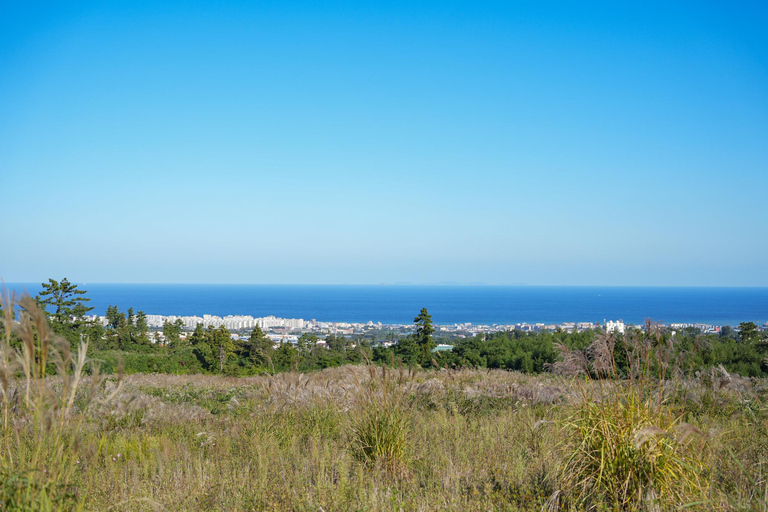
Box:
left=60, top=365, right=571, bottom=510
left=1, top=296, right=767, bottom=510
left=0, top=288, right=122, bottom=510
left=550, top=328, right=757, bottom=511
left=37, top=364, right=761, bottom=511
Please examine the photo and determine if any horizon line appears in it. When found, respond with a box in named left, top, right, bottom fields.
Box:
left=4, top=281, right=768, bottom=289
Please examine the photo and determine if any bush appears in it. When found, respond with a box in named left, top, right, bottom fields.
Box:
left=92, top=348, right=203, bottom=374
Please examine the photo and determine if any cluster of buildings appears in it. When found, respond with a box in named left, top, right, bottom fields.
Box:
left=131, top=314, right=612, bottom=336
left=90, top=312, right=385, bottom=336
left=439, top=321, right=603, bottom=336
left=143, top=314, right=308, bottom=331
left=669, top=323, right=722, bottom=334
left=89, top=311, right=764, bottom=342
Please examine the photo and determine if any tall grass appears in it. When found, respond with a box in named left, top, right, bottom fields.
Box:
left=0, top=286, right=121, bottom=510
left=349, top=363, right=414, bottom=470
left=7, top=361, right=760, bottom=510
left=554, top=325, right=710, bottom=510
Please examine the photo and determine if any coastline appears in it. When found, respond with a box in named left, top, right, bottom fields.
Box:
left=4, top=283, right=763, bottom=327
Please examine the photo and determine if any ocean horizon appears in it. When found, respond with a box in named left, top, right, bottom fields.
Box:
left=5, top=283, right=768, bottom=327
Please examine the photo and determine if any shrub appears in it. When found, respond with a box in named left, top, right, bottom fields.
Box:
left=92, top=348, right=203, bottom=375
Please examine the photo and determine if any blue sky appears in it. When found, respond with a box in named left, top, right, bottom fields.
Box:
left=1, top=0, right=767, bottom=285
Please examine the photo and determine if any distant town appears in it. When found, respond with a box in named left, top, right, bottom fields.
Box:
left=86, top=312, right=768, bottom=348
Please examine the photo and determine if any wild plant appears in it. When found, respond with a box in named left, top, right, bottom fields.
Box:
left=348, top=363, right=414, bottom=470
left=552, top=322, right=709, bottom=510
left=0, top=287, right=121, bottom=510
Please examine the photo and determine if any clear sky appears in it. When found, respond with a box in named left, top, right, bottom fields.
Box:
left=1, top=0, right=767, bottom=286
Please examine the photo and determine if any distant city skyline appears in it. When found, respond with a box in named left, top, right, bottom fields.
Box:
left=2, top=1, right=767, bottom=286
left=5, top=283, right=765, bottom=327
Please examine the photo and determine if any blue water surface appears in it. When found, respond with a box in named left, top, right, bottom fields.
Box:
left=5, top=284, right=768, bottom=326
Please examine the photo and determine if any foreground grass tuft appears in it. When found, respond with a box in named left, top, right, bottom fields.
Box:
left=555, top=327, right=713, bottom=510
left=560, top=386, right=708, bottom=510
left=350, top=365, right=413, bottom=469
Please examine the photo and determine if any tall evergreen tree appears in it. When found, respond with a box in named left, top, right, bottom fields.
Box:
left=136, top=311, right=150, bottom=345
left=245, top=325, right=274, bottom=369
left=163, top=318, right=184, bottom=348
left=414, top=307, right=436, bottom=365
left=106, top=305, right=121, bottom=329
left=212, top=326, right=236, bottom=373
left=738, top=322, right=760, bottom=343
left=36, top=278, right=93, bottom=324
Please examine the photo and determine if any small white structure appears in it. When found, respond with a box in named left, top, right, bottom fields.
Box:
left=605, top=319, right=626, bottom=334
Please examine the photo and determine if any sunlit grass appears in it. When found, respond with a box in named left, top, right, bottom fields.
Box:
left=349, top=365, right=413, bottom=469
left=0, top=288, right=122, bottom=510
left=560, top=386, right=709, bottom=509
left=1, top=295, right=767, bottom=510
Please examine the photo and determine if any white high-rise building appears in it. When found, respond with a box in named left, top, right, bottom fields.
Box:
left=605, top=319, right=626, bottom=334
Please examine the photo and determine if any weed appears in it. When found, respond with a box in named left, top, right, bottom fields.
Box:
left=0, top=469, right=77, bottom=511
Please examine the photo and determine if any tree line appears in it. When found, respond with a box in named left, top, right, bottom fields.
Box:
left=419, top=321, right=767, bottom=377
left=2, top=279, right=766, bottom=377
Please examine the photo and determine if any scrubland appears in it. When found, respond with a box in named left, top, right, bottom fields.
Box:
left=2, top=298, right=768, bottom=511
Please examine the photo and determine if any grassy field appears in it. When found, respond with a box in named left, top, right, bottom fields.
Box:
left=3, top=299, right=768, bottom=510
left=2, top=364, right=767, bottom=511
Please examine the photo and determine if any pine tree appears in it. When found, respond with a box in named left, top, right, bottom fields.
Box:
left=738, top=322, right=760, bottom=343
left=136, top=311, right=150, bottom=345
left=213, top=325, right=237, bottom=373
left=296, top=332, right=317, bottom=356
left=414, top=307, right=436, bottom=366
left=36, top=278, right=93, bottom=324
left=106, top=305, right=121, bottom=329
left=163, top=319, right=184, bottom=348
left=246, top=325, right=274, bottom=369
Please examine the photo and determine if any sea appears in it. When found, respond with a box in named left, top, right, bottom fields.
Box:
left=5, top=283, right=768, bottom=327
